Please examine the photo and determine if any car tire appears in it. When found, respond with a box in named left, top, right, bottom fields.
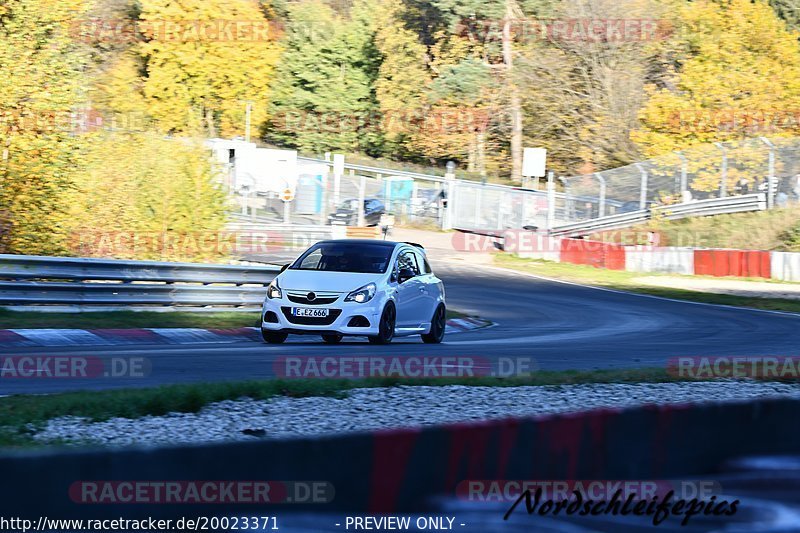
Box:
left=368, top=302, right=396, bottom=345
left=421, top=304, right=446, bottom=344
left=261, top=329, right=288, bottom=344
left=322, top=333, right=343, bottom=344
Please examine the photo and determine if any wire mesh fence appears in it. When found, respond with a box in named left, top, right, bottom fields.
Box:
left=557, top=136, right=800, bottom=226
left=230, top=136, right=800, bottom=232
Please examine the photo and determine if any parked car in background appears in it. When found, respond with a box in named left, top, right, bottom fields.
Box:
left=261, top=240, right=446, bottom=345
left=327, top=198, right=385, bottom=226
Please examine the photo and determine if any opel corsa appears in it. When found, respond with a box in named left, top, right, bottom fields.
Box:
left=261, top=240, right=446, bottom=344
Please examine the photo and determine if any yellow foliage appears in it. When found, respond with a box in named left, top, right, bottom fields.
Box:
left=139, top=0, right=282, bottom=137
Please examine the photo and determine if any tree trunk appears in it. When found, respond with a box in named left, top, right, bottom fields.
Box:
left=205, top=108, right=217, bottom=138
left=503, top=0, right=523, bottom=183
left=468, top=134, right=477, bottom=172
left=477, top=131, right=486, bottom=178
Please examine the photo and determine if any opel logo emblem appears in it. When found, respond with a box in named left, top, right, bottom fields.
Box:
left=307, top=292, right=316, bottom=301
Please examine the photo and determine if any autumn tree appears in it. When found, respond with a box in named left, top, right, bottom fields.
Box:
left=634, top=0, right=800, bottom=153
left=632, top=0, right=800, bottom=192
left=0, top=0, right=92, bottom=254
left=139, top=0, right=281, bottom=138
left=373, top=0, right=431, bottom=159
left=68, top=132, right=228, bottom=261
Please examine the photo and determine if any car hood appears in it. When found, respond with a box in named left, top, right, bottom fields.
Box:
left=277, top=270, right=383, bottom=293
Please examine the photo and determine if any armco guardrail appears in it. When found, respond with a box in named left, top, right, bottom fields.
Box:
left=550, top=210, right=650, bottom=237
left=552, top=193, right=766, bottom=237
left=653, top=192, right=767, bottom=219
left=0, top=255, right=281, bottom=308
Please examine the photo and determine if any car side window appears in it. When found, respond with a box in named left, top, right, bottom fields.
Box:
left=396, top=249, right=420, bottom=275
left=418, top=253, right=432, bottom=274
left=299, top=249, right=323, bottom=269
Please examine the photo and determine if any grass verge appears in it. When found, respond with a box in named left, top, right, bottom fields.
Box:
left=494, top=254, right=800, bottom=313
left=0, top=368, right=721, bottom=448
left=0, top=308, right=468, bottom=329
left=592, top=205, right=800, bottom=251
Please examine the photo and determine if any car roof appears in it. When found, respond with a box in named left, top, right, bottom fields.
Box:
left=316, top=239, right=399, bottom=248
left=314, top=239, right=424, bottom=252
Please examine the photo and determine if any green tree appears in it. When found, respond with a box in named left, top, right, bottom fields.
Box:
left=769, top=0, right=800, bottom=32
left=264, top=0, right=381, bottom=154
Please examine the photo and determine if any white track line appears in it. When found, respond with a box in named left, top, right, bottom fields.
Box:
left=442, top=260, right=800, bottom=319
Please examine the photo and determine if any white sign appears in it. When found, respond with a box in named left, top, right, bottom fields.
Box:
left=522, top=147, right=547, bottom=177
left=333, top=154, right=345, bottom=177
left=235, top=147, right=298, bottom=193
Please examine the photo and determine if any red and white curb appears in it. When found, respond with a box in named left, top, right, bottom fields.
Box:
left=0, top=319, right=493, bottom=347
left=445, top=316, right=494, bottom=332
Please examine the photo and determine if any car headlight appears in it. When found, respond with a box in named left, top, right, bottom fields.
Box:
left=345, top=283, right=376, bottom=303
left=267, top=279, right=282, bottom=299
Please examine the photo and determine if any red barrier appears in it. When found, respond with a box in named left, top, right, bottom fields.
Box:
left=693, top=250, right=771, bottom=278
left=604, top=244, right=626, bottom=271
left=560, top=239, right=626, bottom=270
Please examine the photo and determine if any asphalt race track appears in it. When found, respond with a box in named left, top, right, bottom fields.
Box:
left=1, top=259, right=800, bottom=395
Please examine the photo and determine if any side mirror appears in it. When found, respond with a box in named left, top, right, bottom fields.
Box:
left=280, top=263, right=290, bottom=273
left=397, top=268, right=415, bottom=284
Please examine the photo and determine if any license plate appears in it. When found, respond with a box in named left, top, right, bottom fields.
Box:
left=293, top=307, right=329, bottom=318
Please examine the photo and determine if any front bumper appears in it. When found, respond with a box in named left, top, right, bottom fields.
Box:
left=261, top=296, right=383, bottom=336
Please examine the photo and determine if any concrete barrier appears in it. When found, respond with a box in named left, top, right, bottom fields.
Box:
left=771, top=252, right=800, bottom=282
left=625, top=246, right=695, bottom=275
left=3, top=398, right=800, bottom=519
left=510, top=235, right=562, bottom=261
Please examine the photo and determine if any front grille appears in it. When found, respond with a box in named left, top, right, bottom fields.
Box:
left=287, top=294, right=339, bottom=305
left=281, top=307, right=342, bottom=326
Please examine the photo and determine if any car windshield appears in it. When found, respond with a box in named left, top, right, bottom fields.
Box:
left=290, top=242, right=393, bottom=273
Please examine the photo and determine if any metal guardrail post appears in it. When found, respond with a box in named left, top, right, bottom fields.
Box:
left=760, top=137, right=776, bottom=209
left=594, top=173, right=607, bottom=218
left=558, top=177, right=574, bottom=220
left=635, top=163, right=648, bottom=210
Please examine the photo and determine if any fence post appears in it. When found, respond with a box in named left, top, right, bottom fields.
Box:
left=546, top=171, right=555, bottom=231
left=561, top=178, right=574, bottom=220
left=635, top=163, right=648, bottom=210
left=760, top=137, right=776, bottom=209
left=240, top=186, right=249, bottom=216
left=358, top=175, right=366, bottom=226
left=714, top=142, right=728, bottom=198
left=677, top=151, right=688, bottom=196
left=594, top=173, right=606, bottom=218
